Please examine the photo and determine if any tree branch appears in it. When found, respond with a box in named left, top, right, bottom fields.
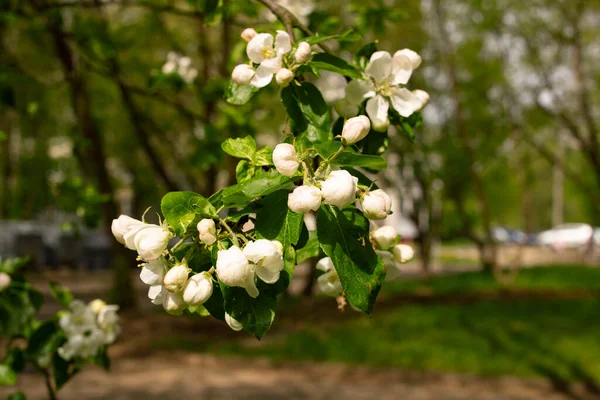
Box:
left=255, top=0, right=333, bottom=54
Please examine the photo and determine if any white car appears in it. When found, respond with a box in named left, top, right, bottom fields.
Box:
left=537, top=223, right=594, bottom=249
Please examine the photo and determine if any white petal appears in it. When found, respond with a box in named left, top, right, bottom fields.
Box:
left=260, top=56, right=282, bottom=73
left=391, top=54, right=413, bottom=85
left=366, top=95, right=389, bottom=126
left=246, top=33, right=273, bottom=64
left=390, top=87, right=421, bottom=117
left=250, top=64, right=274, bottom=88
left=412, top=89, right=430, bottom=111
left=394, top=48, right=422, bottom=70
left=274, top=30, right=292, bottom=55
left=256, top=266, right=280, bottom=284
left=245, top=271, right=259, bottom=298
left=365, top=51, right=393, bottom=82
left=345, top=79, right=375, bottom=105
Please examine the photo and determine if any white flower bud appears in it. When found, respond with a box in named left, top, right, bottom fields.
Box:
left=148, top=285, right=165, bottom=305
left=163, top=290, right=186, bottom=315
left=133, top=226, right=173, bottom=260
left=140, top=258, right=168, bottom=286
left=294, top=41, right=312, bottom=63
left=413, top=89, right=430, bottom=111
left=197, top=219, right=217, bottom=246
left=320, top=170, right=358, bottom=209
left=371, top=226, right=399, bottom=250
left=225, top=312, right=243, bottom=331
left=216, top=246, right=258, bottom=298
left=182, top=272, right=213, bottom=306
left=392, top=244, right=415, bottom=263
left=163, top=263, right=190, bottom=293
left=243, top=239, right=284, bottom=284
left=341, top=115, right=371, bottom=145
left=272, top=143, right=299, bottom=176
left=335, top=99, right=359, bottom=118
left=89, top=299, right=106, bottom=314
left=111, top=215, right=144, bottom=245
left=275, top=68, right=294, bottom=87
left=232, top=64, right=255, bottom=85
left=241, top=28, right=257, bottom=42
left=371, top=117, right=390, bottom=132
left=316, top=257, right=342, bottom=297
left=0, top=272, right=11, bottom=292
left=288, top=185, right=322, bottom=214
left=393, top=48, right=422, bottom=70
left=361, top=189, right=392, bottom=220
left=377, top=250, right=401, bottom=280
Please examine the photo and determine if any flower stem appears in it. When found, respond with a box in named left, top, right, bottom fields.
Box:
left=314, top=144, right=346, bottom=179
left=219, top=217, right=238, bottom=247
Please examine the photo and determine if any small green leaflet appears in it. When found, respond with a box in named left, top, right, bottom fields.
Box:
left=161, top=192, right=217, bottom=236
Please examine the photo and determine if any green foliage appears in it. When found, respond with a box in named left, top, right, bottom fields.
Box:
left=317, top=206, right=386, bottom=314
left=161, top=192, right=217, bottom=236
left=309, top=53, right=360, bottom=78
left=49, top=282, right=73, bottom=308
left=225, top=81, right=258, bottom=105
left=222, top=136, right=256, bottom=160
left=281, top=82, right=331, bottom=144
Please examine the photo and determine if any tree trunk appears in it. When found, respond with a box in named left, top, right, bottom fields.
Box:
left=48, top=18, right=136, bottom=308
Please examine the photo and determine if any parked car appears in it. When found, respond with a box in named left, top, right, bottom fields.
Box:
left=492, top=226, right=527, bottom=244
left=536, top=223, right=594, bottom=249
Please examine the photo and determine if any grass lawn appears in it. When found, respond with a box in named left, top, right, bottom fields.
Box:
left=160, top=266, right=600, bottom=382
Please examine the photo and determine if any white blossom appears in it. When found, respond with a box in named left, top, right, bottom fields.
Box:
left=163, top=263, right=191, bottom=293
left=295, top=41, right=312, bottom=63
left=341, top=115, right=371, bottom=145
left=225, top=312, right=243, bottom=331
left=133, top=226, right=173, bottom=260
left=111, top=215, right=144, bottom=245
left=361, top=189, right=392, bottom=220
left=246, top=31, right=292, bottom=88
left=273, top=143, right=299, bottom=176
left=241, top=28, right=257, bottom=42
left=320, top=170, right=358, bottom=209
left=232, top=64, right=255, bottom=85
left=275, top=68, right=294, bottom=87
left=344, top=50, right=428, bottom=129
left=371, top=226, right=399, bottom=250
left=0, top=272, right=11, bottom=292
left=243, top=239, right=284, bottom=284
left=392, top=244, right=415, bottom=263
left=182, top=272, right=213, bottom=306
left=216, top=246, right=258, bottom=298
left=162, top=52, right=198, bottom=83
left=139, top=258, right=168, bottom=286
left=288, top=185, right=322, bottom=214
left=316, top=257, right=342, bottom=297
left=148, top=285, right=166, bottom=305
left=197, top=219, right=217, bottom=246
left=163, top=290, right=187, bottom=315
left=89, top=299, right=106, bottom=314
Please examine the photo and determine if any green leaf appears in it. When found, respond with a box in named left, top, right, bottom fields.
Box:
left=4, top=347, right=25, bottom=374
left=6, top=392, right=27, bottom=400
left=221, top=170, right=297, bottom=208
left=93, top=348, right=110, bottom=370
left=303, top=30, right=361, bottom=45
left=222, top=136, right=256, bottom=160
left=309, top=53, right=360, bottom=78
left=253, top=146, right=273, bottom=166
left=53, top=352, right=78, bottom=389
left=236, top=160, right=255, bottom=182
left=49, top=281, right=73, bottom=308
left=203, top=282, right=225, bottom=320
left=355, top=41, right=378, bottom=68
left=26, top=320, right=61, bottom=358
left=220, top=283, right=276, bottom=339
left=225, top=81, right=258, bottom=105
left=0, top=364, right=17, bottom=385
left=281, top=82, right=331, bottom=144
left=332, top=151, right=387, bottom=171
left=226, top=202, right=261, bottom=223
left=161, top=192, right=217, bottom=236
left=316, top=205, right=385, bottom=314
left=296, top=230, right=320, bottom=263
left=345, top=167, right=379, bottom=190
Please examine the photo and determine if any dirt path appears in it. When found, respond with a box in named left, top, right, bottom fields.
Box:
left=2, top=351, right=597, bottom=400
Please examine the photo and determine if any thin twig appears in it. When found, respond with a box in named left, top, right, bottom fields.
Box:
left=43, top=369, right=57, bottom=400
left=255, top=0, right=333, bottom=54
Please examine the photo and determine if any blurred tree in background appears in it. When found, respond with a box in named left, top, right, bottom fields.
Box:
left=1, top=0, right=599, bottom=304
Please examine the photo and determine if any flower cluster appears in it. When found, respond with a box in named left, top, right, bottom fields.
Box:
left=232, top=29, right=312, bottom=88
left=339, top=49, right=429, bottom=130
left=58, top=299, right=120, bottom=361
left=162, top=51, right=198, bottom=84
